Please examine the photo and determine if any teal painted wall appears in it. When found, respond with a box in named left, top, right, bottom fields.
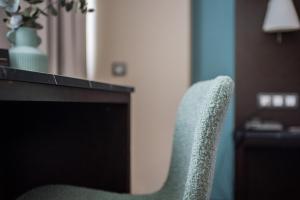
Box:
left=192, top=0, right=235, bottom=200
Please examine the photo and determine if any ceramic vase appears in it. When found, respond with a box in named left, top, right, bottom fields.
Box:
left=7, top=27, right=48, bottom=73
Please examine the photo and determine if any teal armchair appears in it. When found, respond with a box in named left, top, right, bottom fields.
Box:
left=18, top=76, right=234, bottom=200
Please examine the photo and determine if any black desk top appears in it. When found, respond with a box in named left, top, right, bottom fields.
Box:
left=0, top=66, right=134, bottom=93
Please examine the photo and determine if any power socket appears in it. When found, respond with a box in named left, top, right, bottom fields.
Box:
left=285, top=94, right=298, bottom=108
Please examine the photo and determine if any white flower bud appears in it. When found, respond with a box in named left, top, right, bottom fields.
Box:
left=10, top=14, right=22, bottom=29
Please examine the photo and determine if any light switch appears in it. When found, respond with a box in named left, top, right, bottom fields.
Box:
left=272, top=95, right=284, bottom=107
left=258, top=94, right=272, bottom=107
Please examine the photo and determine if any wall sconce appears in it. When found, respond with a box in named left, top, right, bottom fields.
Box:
left=263, top=0, right=300, bottom=43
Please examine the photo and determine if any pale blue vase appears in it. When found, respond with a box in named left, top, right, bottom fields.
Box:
left=7, top=27, right=48, bottom=73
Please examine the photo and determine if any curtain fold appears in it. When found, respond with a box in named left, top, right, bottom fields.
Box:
left=0, top=11, right=9, bottom=48
left=47, top=4, right=87, bottom=79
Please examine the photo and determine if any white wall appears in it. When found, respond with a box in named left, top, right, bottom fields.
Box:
left=94, top=0, right=191, bottom=194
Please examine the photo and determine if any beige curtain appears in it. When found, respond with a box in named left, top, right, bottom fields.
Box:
left=32, top=1, right=87, bottom=78
left=46, top=6, right=87, bottom=79
left=0, top=11, right=9, bottom=48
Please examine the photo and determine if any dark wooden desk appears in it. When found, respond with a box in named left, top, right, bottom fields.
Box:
left=235, top=130, right=300, bottom=200
left=0, top=67, right=133, bottom=200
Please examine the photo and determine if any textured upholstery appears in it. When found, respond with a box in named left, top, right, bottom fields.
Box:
left=17, top=76, right=234, bottom=200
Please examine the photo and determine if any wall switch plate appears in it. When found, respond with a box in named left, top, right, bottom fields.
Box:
left=112, top=62, right=127, bottom=77
left=257, top=93, right=299, bottom=109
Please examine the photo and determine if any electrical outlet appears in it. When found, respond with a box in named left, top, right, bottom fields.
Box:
left=112, top=62, right=127, bottom=77
left=284, top=94, right=298, bottom=108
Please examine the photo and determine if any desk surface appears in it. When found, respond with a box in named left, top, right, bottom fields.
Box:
left=0, top=66, right=134, bottom=102
left=0, top=66, right=134, bottom=93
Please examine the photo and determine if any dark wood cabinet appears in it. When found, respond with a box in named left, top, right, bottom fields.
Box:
left=235, top=131, right=300, bottom=200
left=0, top=67, right=133, bottom=200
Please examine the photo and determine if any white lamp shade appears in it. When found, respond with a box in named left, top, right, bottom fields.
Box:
left=263, top=0, right=300, bottom=32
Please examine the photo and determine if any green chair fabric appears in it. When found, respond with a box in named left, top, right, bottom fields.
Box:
left=18, top=76, right=234, bottom=200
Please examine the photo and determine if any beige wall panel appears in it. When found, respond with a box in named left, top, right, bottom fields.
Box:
left=95, top=0, right=191, bottom=194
